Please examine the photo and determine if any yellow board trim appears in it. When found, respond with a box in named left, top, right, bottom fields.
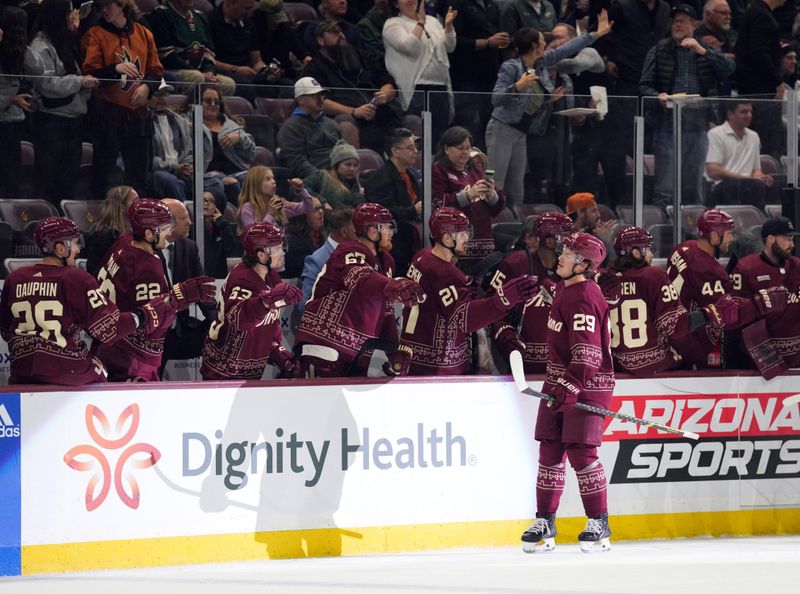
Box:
left=22, top=508, right=800, bottom=574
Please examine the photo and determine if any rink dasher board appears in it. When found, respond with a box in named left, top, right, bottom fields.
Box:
left=1, top=374, right=799, bottom=575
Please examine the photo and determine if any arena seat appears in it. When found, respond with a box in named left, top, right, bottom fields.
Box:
left=491, top=207, right=516, bottom=224
left=492, top=221, right=523, bottom=252
left=253, top=146, right=275, bottom=167
left=193, top=0, right=213, bottom=13
left=255, top=98, right=295, bottom=126
left=715, top=204, right=766, bottom=231
left=514, top=203, right=562, bottom=219
left=647, top=223, right=674, bottom=258
left=357, top=148, right=384, bottom=174
left=135, top=0, right=159, bottom=14
left=765, top=204, right=782, bottom=218
left=666, top=204, right=705, bottom=237
left=223, top=203, right=237, bottom=224
left=227, top=257, right=239, bottom=272
left=61, top=200, right=103, bottom=233
left=224, top=96, right=254, bottom=116
left=616, top=204, right=669, bottom=228
left=596, top=203, right=616, bottom=222
left=4, top=258, right=39, bottom=273
left=284, top=2, right=318, bottom=22
left=0, top=199, right=59, bottom=231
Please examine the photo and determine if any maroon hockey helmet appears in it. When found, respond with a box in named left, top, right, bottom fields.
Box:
left=534, top=211, right=573, bottom=242
left=429, top=207, right=472, bottom=242
left=563, top=232, right=606, bottom=271
left=613, top=226, right=654, bottom=256
left=241, top=222, right=286, bottom=258
left=127, top=198, right=173, bottom=237
left=34, top=217, right=81, bottom=254
left=697, top=209, right=734, bottom=238
left=352, top=203, right=395, bottom=237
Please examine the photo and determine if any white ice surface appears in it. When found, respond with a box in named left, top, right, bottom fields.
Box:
left=1, top=536, right=798, bottom=594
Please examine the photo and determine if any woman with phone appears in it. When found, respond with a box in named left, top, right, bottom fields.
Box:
left=0, top=6, right=29, bottom=199
left=431, top=125, right=505, bottom=273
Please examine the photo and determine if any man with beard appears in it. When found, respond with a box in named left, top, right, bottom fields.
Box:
left=294, top=202, right=425, bottom=377
left=302, top=20, right=401, bottom=153
left=666, top=208, right=785, bottom=368
left=730, top=217, right=798, bottom=374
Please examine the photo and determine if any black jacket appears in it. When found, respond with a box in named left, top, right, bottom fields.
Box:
left=735, top=0, right=782, bottom=95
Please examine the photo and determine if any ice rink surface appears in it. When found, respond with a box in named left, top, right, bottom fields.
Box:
left=2, top=536, right=798, bottom=594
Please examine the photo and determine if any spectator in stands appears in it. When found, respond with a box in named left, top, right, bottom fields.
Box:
left=202, top=189, right=239, bottom=278
left=0, top=6, right=30, bottom=199
left=303, top=139, right=363, bottom=209
left=735, top=0, right=785, bottom=157
left=24, top=0, right=98, bottom=206
left=82, top=0, right=163, bottom=198
left=208, top=0, right=283, bottom=103
left=86, top=185, right=137, bottom=276
left=695, top=0, right=736, bottom=59
left=236, top=166, right=315, bottom=232
left=283, top=195, right=326, bottom=278
left=363, top=127, right=422, bottom=276
left=639, top=4, right=735, bottom=208
left=487, top=15, right=611, bottom=206
left=276, top=77, right=343, bottom=178
left=432, top=126, right=505, bottom=273
left=302, top=0, right=362, bottom=56
left=200, top=85, right=255, bottom=201
left=299, top=206, right=355, bottom=311
left=566, top=192, right=615, bottom=253
left=448, top=0, right=508, bottom=150
left=304, top=20, right=401, bottom=152
left=357, top=0, right=390, bottom=73
left=149, top=81, right=197, bottom=201
left=382, top=0, right=457, bottom=143
left=251, top=0, right=303, bottom=83
left=705, top=101, right=772, bottom=210
left=147, top=0, right=236, bottom=96
left=499, top=0, right=556, bottom=36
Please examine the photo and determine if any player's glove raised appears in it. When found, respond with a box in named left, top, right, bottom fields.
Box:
left=493, top=275, right=539, bottom=310
left=383, top=278, right=425, bottom=307
left=383, top=343, right=412, bottom=376
left=493, top=324, right=526, bottom=358
left=595, top=270, right=621, bottom=305
left=136, top=294, right=177, bottom=336
left=754, top=286, right=789, bottom=317
left=702, top=294, right=738, bottom=329
left=260, top=283, right=303, bottom=310
left=170, top=276, right=216, bottom=311
left=547, top=376, right=581, bottom=414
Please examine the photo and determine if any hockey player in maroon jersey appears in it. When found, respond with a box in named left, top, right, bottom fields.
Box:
left=730, top=217, right=797, bottom=376
left=294, top=202, right=425, bottom=377
left=201, top=223, right=303, bottom=380
left=603, top=226, right=727, bottom=375
left=400, top=207, right=539, bottom=375
left=489, top=212, right=573, bottom=373
left=95, top=199, right=216, bottom=381
left=521, top=232, right=615, bottom=553
left=0, top=218, right=176, bottom=385
left=666, top=209, right=785, bottom=368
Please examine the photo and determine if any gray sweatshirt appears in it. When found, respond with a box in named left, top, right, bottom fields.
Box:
left=25, top=33, right=90, bottom=118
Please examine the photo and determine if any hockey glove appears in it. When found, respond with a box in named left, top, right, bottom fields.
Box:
left=383, top=343, right=413, bottom=376
left=493, top=275, right=539, bottom=310
left=701, top=294, right=738, bottom=330
left=754, top=286, right=789, bottom=317
left=383, top=278, right=426, bottom=307
left=493, top=324, right=526, bottom=359
left=270, top=344, right=297, bottom=377
left=595, top=270, right=621, bottom=305
left=136, top=294, right=177, bottom=336
left=170, top=276, right=216, bottom=311
left=260, top=283, right=303, bottom=310
left=547, top=376, right=581, bottom=414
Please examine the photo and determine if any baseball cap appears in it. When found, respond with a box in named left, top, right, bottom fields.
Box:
left=565, top=192, right=597, bottom=215
left=671, top=3, right=698, bottom=19
left=315, top=20, right=343, bottom=37
left=294, top=77, right=327, bottom=99
left=761, top=216, right=800, bottom=238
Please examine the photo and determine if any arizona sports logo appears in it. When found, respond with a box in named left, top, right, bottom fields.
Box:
left=606, top=393, right=800, bottom=483
left=64, top=404, right=160, bottom=511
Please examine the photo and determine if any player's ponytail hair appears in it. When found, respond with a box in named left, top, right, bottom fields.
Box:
left=610, top=253, right=648, bottom=272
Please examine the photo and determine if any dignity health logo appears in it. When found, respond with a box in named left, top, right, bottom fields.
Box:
left=64, top=404, right=160, bottom=511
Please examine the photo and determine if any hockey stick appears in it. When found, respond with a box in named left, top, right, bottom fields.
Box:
left=509, top=350, right=700, bottom=440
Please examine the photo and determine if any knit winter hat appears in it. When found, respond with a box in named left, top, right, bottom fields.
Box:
left=330, top=139, right=359, bottom=167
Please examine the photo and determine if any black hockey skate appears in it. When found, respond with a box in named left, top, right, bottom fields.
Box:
left=521, top=514, right=556, bottom=553
left=578, top=513, right=611, bottom=553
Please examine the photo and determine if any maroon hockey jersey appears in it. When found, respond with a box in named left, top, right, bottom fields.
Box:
left=95, top=239, right=171, bottom=373
left=0, top=264, right=137, bottom=385
left=294, top=240, right=398, bottom=365
left=489, top=248, right=559, bottom=373
left=401, top=248, right=509, bottom=375
left=666, top=240, right=733, bottom=367
left=201, top=263, right=285, bottom=380
left=607, top=265, right=695, bottom=375
left=543, top=280, right=615, bottom=408
left=732, top=253, right=800, bottom=367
